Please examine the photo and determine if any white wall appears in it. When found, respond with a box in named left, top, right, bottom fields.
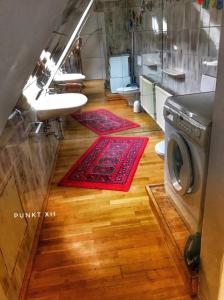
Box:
left=200, top=12, right=224, bottom=300
left=0, top=0, right=70, bottom=135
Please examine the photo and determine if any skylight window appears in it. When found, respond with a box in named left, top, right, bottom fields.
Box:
left=152, top=17, right=159, bottom=33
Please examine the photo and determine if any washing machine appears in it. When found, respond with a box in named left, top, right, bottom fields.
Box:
left=164, top=92, right=215, bottom=233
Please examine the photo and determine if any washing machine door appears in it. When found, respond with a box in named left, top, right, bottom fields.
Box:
left=167, top=132, right=193, bottom=195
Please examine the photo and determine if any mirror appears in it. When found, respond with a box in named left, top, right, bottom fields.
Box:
left=26, top=0, right=90, bottom=91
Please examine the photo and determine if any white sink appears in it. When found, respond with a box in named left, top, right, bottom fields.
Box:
left=22, top=79, right=87, bottom=121
left=32, top=93, right=88, bottom=121
left=53, top=73, right=86, bottom=83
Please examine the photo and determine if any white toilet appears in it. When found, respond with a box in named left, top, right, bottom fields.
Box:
left=116, top=85, right=140, bottom=106
left=116, top=85, right=139, bottom=94
left=109, top=54, right=140, bottom=105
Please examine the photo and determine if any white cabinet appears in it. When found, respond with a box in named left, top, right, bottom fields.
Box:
left=109, top=55, right=131, bottom=93
left=155, top=86, right=172, bottom=131
left=140, top=76, right=156, bottom=119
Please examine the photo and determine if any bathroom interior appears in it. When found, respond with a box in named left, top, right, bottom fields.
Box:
left=0, top=0, right=224, bottom=299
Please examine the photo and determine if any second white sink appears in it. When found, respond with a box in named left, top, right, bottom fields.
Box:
left=53, top=73, right=86, bottom=83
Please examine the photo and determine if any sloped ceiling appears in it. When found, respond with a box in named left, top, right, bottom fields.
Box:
left=0, top=0, right=88, bottom=135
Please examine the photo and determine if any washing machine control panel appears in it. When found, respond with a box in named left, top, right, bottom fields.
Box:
left=164, top=105, right=211, bottom=147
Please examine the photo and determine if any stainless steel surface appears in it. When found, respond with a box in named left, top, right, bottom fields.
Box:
left=28, top=122, right=43, bottom=137
left=164, top=92, right=215, bottom=147
left=164, top=92, right=214, bottom=234
left=8, top=109, right=25, bottom=122
left=165, top=92, right=215, bottom=122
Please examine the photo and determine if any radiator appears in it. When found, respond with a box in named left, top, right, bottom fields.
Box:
left=155, top=85, right=172, bottom=131
left=140, top=76, right=156, bottom=119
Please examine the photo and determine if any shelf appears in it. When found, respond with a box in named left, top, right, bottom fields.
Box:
left=202, top=60, right=218, bottom=67
left=144, top=63, right=158, bottom=68
left=162, top=68, right=185, bottom=79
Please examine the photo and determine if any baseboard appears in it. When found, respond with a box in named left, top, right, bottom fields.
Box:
left=19, top=142, right=60, bottom=300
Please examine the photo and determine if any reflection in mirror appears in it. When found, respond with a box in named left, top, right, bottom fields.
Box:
left=64, top=37, right=83, bottom=74
left=42, top=0, right=89, bottom=65
left=24, top=0, right=90, bottom=96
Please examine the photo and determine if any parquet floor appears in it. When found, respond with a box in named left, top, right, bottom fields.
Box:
left=25, top=80, right=192, bottom=300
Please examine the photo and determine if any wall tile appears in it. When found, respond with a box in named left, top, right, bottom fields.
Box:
left=184, top=0, right=201, bottom=30
left=0, top=102, right=58, bottom=299
left=95, top=0, right=221, bottom=94
left=209, top=26, right=221, bottom=57
left=198, top=28, right=209, bottom=57
left=200, top=7, right=210, bottom=27
left=209, top=7, right=222, bottom=27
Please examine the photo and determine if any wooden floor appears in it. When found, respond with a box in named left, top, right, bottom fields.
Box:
left=146, top=184, right=199, bottom=297
left=26, top=81, right=192, bottom=300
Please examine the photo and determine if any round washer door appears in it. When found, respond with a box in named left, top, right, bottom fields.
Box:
left=167, top=132, right=193, bottom=195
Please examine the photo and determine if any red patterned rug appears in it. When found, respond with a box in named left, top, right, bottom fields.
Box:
left=71, top=109, right=140, bottom=135
left=59, top=136, right=148, bottom=191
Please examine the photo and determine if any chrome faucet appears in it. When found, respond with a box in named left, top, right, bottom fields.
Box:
left=8, top=109, right=24, bottom=122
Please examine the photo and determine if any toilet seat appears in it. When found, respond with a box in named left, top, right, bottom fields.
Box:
left=116, top=86, right=139, bottom=94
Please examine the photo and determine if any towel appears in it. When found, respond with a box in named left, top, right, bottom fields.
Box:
left=210, top=0, right=217, bottom=7
left=203, top=0, right=210, bottom=8
left=217, top=0, right=223, bottom=9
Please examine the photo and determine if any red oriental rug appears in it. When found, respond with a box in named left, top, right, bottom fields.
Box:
left=71, top=109, right=140, bottom=135
left=59, top=136, right=149, bottom=191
